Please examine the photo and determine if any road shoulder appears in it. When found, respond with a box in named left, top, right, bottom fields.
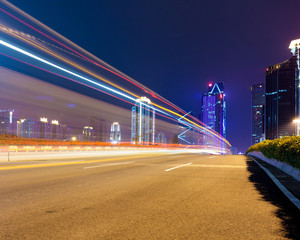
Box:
left=249, top=155, right=300, bottom=210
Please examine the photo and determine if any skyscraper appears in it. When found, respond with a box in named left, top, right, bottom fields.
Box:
left=110, top=122, right=121, bottom=143
left=251, top=84, right=265, bottom=144
left=38, top=117, right=50, bottom=139
left=20, top=118, right=36, bottom=138
left=81, top=126, right=94, bottom=141
left=201, top=83, right=226, bottom=137
left=51, top=120, right=61, bottom=140
left=265, top=39, right=300, bottom=139
left=89, top=116, right=107, bottom=142
left=156, top=132, right=166, bottom=145
left=0, top=109, right=16, bottom=135
left=131, top=97, right=155, bottom=145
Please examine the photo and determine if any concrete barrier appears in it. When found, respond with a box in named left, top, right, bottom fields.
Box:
left=248, top=151, right=300, bottom=182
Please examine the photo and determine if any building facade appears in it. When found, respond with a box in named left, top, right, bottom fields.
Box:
left=265, top=39, right=300, bottom=139
left=81, top=126, right=94, bottom=141
left=201, top=83, right=226, bottom=138
left=251, top=83, right=265, bottom=144
left=19, top=118, right=36, bottom=138
left=38, top=117, right=51, bottom=139
left=0, top=109, right=16, bottom=135
left=110, top=122, right=121, bottom=143
left=89, top=116, right=107, bottom=142
left=131, top=97, right=155, bottom=145
left=156, top=132, right=166, bottom=145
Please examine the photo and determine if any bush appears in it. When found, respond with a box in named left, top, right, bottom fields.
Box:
left=246, top=136, right=300, bottom=169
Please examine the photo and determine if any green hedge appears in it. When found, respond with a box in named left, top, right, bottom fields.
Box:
left=246, top=136, right=300, bottom=169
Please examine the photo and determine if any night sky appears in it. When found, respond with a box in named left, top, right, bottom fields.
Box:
left=8, top=0, right=300, bottom=152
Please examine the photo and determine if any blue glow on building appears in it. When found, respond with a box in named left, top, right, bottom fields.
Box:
left=201, top=83, right=226, bottom=138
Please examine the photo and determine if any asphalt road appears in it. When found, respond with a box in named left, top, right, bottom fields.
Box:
left=0, top=153, right=299, bottom=239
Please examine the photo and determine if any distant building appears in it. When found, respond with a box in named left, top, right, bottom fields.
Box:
left=201, top=83, right=226, bottom=138
left=0, top=109, right=16, bottom=135
left=51, top=120, right=61, bottom=140
left=251, top=84, right=265, bottom=144
left=61, top=124, right=72, bottom=141
left=265, top=39, right=300, bottom=139
left=156, top=132, right=166, bottom=145
left=19, top=118, right=36, bottom=138
left=110, top=122, right=121, bottom=143
left=38, top=117, right=51, bottom=139
left=131, top=97, right=155, bottom=145
left=81, top=126, right=94, bottom=141
left=89, top=116, right=107, bottom=142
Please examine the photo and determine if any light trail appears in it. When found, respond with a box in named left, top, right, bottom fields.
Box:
left=0, top=6, right=223, bottom=136
left=0, top=24, right=141, bottom=100
left=0, top=39, right=139, bottom=102
left=0, top=3, right=231, bottom=150
left=0, top=39, right=176, bottom=122
left=0, top=17, right=226, bottom=145
left=0, top=51, right=205, bottom=138
left=0, top=36, right=229, bottom=147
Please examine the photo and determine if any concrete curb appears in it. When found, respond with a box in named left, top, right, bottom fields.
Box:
left=248, top=151, right=300, bottom=182
left=249, top=156, right=300, bottom=210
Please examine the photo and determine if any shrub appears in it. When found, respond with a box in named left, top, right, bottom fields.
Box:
left=246, top=136, right=300, bottom=169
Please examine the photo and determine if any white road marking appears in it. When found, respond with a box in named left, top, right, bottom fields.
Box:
left=83, top=161, right=134, bottom=169
left=192, top=164, right=245, bottom=168
left=209, top=156, right=217, bottom=158
left=164, top=162, right=192, bottom=172
left=250, top=156, right=300, bottom=210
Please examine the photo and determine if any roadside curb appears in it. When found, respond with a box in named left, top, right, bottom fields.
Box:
left=248, top=151, right=300, bottom=181
left=249, top=156, right=300, bottom=210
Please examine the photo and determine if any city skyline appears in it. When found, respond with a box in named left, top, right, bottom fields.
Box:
left=6, top=0, right=300, bottom=152
left=1, top=2, right=299, bottom=239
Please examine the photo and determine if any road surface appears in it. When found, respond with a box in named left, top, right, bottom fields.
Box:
left=0, top=153, right=299, bottom=239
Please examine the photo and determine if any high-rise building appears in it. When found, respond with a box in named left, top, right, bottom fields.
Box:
left=251, top=84, right=265, bottom=144
left=265, top=39, right=300, bottom=139
left=38, top=117, right=51, bottom=139
left=89, top=116, right=107, bottom=142
left=201, top=83, right=226, bottom=137
left=110, top=122, right=121, bottom=143
left=156, top=132, right=166, bottom=145
left=51, top=120, right=61, bottom=140
left=19, top=118, right=36, bottom=138
left=61, top=124, right=72, bottom=141
left=131, top=97, right=155, bottom=145
left=0, top=109, right=16, bottom=135
left=81, top=126, right=94, bottom=141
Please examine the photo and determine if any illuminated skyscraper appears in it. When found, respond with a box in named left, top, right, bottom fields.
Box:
left=251, top=84, right=265, bottom=144
left=110, top=122, right=121, bottom=143
left=19, top=118, right=36, bottom=138
left=265, top=39, right=300, bottom=139
left=201, top=83, right=226, bottom=137
left=51, top=120, right=61, bottom=140
left=81, top=126, right=94, bottom=141
left=38, top=117, right=50, bottom=139
left=131, top=97, right=155, bottom=145
left=0, top=109, right=16, bottom=135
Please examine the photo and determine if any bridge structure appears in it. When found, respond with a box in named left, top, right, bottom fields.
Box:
left=0, top=0, right=231, bottom=154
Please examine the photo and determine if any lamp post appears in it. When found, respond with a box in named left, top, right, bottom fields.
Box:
left=293, top=118, right=300, bottom=136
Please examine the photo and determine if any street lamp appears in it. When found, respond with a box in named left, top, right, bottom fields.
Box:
left=293, top=118, right=300, bottom=136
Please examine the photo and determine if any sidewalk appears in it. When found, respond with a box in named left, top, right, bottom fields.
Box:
left=249, top=155, right=300, bottom=209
